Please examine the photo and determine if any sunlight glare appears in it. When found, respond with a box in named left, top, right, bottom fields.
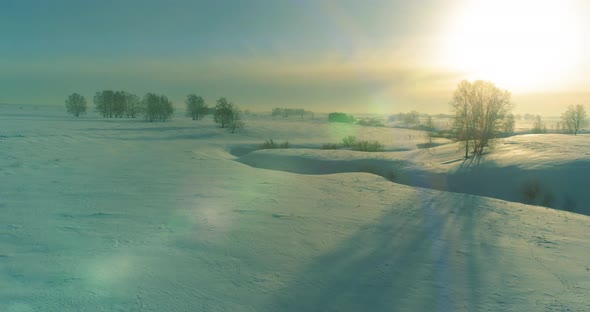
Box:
left=439, top=0, right=586, bottom=91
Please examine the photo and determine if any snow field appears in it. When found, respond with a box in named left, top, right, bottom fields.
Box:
left=1, top=104, right=589, bottom=311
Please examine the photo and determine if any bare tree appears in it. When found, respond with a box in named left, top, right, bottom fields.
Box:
left=143, top=93, right=174, bottom=122
left=113, top=91, right=127, bottom=118
left=125, top=93, right=142, bottom=118
left=402, top=111, right=420, bottom=128
left=561, top=104, right=587, bottom=135
left=424, top=116, right=436, bottom=145
left=94, top=90, right=115, bottom=118
left=531, top=115, right=547, bottom=134
left=450, top=80, right=473, bottom=158
left=450, top=80, right=513, bottom=156
left=65, top=93, right=87, bottom=117
left=229, top=108, right=244, bottom=133
left=503, top=113, right=515, bottom=136
left=185, top=94, right=208, bottom=120
left=214, top=97, right=234, bottom=128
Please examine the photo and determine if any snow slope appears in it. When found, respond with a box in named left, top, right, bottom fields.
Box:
left=238, top=134, right=590, bottom=215
left=1, top=105, right=589, bottom=311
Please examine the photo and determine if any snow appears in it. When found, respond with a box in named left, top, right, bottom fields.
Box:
left=238, top=134, right=590, bottom=214
left=1, top=104, right=589, bottom=311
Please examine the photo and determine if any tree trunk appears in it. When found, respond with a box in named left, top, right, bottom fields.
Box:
left=465, top=140, right=469, bottom=158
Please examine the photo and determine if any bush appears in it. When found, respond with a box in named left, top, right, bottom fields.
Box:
left=521, top=179, right=554, bottom=207
left=259, top=139, right=289, bottom=149
left=353, top=140, right=384, bottom=152
left=321, top=137, right=384, bottom=152
left=328, top=112, right=355, bottom=123
left=341, top=136, right=357, bottom=147
left=321, top=143, right=341, bottom=150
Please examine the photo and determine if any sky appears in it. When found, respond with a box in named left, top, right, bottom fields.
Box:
left=1, top=0, right=590, bottom=114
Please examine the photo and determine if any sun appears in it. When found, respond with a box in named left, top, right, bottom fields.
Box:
left=438, top=0, right=586, bottom=92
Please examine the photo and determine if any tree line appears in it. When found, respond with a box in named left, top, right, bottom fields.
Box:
left=271, top=107, right=313, bottom=119
left=65, top=92, right=244, bottom=132
left=66, top=91, right=173, bottom=121
left=93, top=90, right=143, bottom=118
left=65, top=86, right=586, bottom=140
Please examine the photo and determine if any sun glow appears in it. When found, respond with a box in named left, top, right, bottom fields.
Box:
left=439, top=0, right=587, bottom=92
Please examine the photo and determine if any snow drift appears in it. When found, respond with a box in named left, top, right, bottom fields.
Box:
left=1, top=104, right=589, bottom=311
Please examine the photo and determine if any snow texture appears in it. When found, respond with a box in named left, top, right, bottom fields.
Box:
left=1, top=104, right=589, bottom=311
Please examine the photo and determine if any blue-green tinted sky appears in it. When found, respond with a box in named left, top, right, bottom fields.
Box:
left=2, top=0, right=589, bottom=114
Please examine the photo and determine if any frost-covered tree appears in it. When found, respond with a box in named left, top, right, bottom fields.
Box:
left=450, top=80, right=513, bottom=156
left=65, top=93, right=87, bottom=117
left=185, top=94, right=208, bottom=120
left=113, top=91, right=127, bottom=118
left=424, top=115, right=436, bottom=144
left=450, top=80, right=474, bottom=158
left=531, top=115, right=547, bottom=134
left=94, top=90, right=115, bottom=118
left=143, top=93, right=174, bottom=122
left=125, top=93, right=142, bottom=118
left=402, top=111, right=420, bottom=128
left=214, top=97, right=234, bottom=128
left=503, top=113, right=515, bottom=136
left=561, top=104, right=587, bottom=135
left=229, top=108, right=244, bottom=133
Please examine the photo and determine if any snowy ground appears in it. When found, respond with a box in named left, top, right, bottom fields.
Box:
left=1, top=104, right=590, bottom=311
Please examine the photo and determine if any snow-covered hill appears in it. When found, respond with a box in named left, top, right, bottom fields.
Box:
left=238, top=134, right=590, bottom=215
left=1, top=105, right=589, bottom=311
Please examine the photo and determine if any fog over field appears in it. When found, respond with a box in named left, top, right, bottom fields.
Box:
left=2, top=1, right=590, bottom=115
left=1, top=104, right=589, bottom=311
left=3, top=0, right=590, bottom=311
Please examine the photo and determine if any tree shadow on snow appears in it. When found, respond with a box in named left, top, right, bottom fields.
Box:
left=268, top=193, right=506, bottom=311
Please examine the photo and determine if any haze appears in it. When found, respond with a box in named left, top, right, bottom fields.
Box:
left=2, top=0, right=590, bottom=115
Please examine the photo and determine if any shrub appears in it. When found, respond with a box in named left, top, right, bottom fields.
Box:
left=341, top=136, right=357, bottom=147
left=321, top=143, right=341, bottom=150
left=521, top=179, right=554, bottom=207
left=353, top=140, right=384, bottom=152
left=328, top=112, right=355, bottom=123
left=259, top=139, right=289, bottom=149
